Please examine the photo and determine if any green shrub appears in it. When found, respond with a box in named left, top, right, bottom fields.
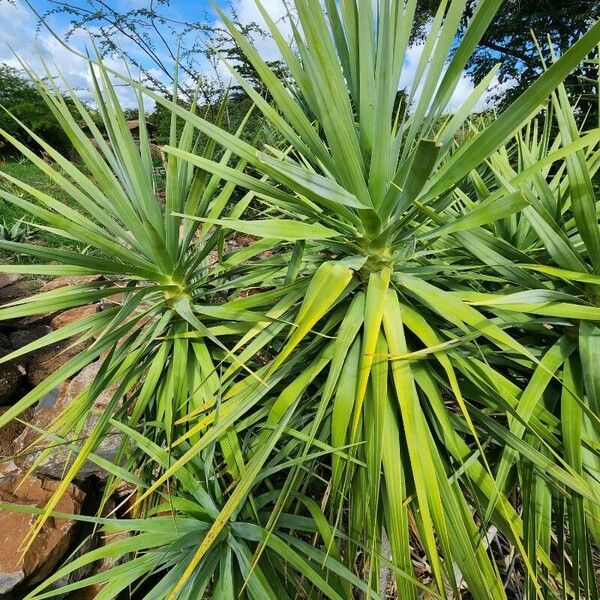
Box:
left=0, top=64, right=72, bottom=155
left=0, top=0, right=599, bottom=598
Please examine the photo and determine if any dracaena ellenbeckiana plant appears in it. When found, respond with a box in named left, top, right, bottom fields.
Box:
left=122, top=0, right=600, bottom=597
left=0, top=58, right=274, bottom=547
left=451, top=77, right=600, bottom=599
left=0, top=0, right=600, bottom=598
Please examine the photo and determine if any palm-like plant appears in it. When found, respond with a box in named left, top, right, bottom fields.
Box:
left=125, top=1, right=600, bottom=597
left=453, top=81, right=600, bottom=599
left=0, top=0, right=599, bottom=598
left=0, top=59, right=270, bottom=544
left=18, top=419, right=372, bottom=600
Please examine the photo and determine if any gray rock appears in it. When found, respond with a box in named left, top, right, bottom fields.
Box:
left=26, top=336, right=93, bottom=387
left=14, top=361, right=123, bottom=480
left=9, top=326, right=51, bottom=351
left=0, top=279, right=43, bottom=305
left=0, top=571, right=25, bottom=595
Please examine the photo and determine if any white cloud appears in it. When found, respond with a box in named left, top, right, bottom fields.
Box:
left=0, top=0, right=149, bottom=107
left=231, top=0, right=291, bottom=61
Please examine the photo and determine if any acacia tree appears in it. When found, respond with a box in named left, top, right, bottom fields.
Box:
left=15, top=0, right=287, bottom=104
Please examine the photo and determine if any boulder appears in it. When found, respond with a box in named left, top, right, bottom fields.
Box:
left=50, top=304, right=99, bottom=330
left=0, top=337, right=21, bottom=404
left=14, top=313, right=57, bottom=328
left=0, top=474, right=84, bottom=594
left=26, top=336, right=93, bottom=387
left=39, top=275, right=103, bottom=293
left=14, top=361, right=122, bottom=480
left=0, top=279, right=44, bottom=305
left=9, top=326, right=51, bottom=351
left=11, top=306, right=98, bottom=383
left=100, top=292, right=124, bottom=309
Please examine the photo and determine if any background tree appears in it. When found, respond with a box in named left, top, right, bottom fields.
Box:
left=415, top=0, right=600, bottom=122
left=16, top=0, right=286, bottom=149
left=23, top=0, right=597, bottom=121
left=6, top=0, right=597, bottom=149
left=0, top=64, right=72, bottom=155
left=25, top=0, right=288, bottom=104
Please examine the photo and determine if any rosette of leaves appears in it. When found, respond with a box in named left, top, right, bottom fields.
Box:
left=17, top=421, right=370, bottom=600
left=0, top=58, right=269, bottom=547
left=454, top=78, right=600, bottom=599
left=124, top=0, right=599, bottom=597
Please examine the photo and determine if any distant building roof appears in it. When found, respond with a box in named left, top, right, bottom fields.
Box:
left=126, top=119, right=156, bottom=132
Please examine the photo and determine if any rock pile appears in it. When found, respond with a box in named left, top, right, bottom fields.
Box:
left=0, top=474, right=85, bottom=594
left=13, top=361, right=122, bottom=481
left=0, top=274, right=127, bottom=598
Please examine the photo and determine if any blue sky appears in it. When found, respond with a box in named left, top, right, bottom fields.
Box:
left=0, top=0, right=294, bottom=104
left=27, top=0, right=224, bottom=44
left=0, top=0, right=489, bottom=109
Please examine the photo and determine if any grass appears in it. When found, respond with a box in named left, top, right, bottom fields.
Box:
left=0, top=158, right=86, bottom=262
left=0, top=157, right=72, bottom=215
